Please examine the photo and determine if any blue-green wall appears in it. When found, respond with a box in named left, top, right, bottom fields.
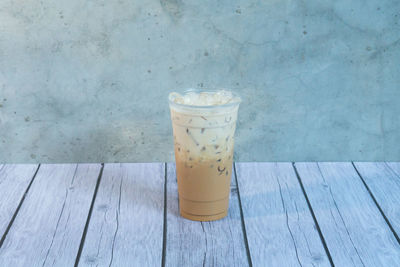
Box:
left=1, top=0, right=399, bottom=162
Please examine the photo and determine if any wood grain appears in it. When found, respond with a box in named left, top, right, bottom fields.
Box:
left=353, top=162, right=400, bottom=237
left=0, top=164, right=38, bottom=239
left=0, top=164, right=101, bottom=267
left=295, top=162, right=400, bottom=266
left=236, top=162, right=330, bottom=267
left=165, top=163, right=248, bottom=267
left=79, top=163, right=165, bottom=267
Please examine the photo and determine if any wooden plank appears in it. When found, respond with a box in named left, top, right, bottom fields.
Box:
left=236, top=162, right=330, bottom=267
left=295, top=162, right=400, bottom=266
left=79, top=163, right=164, bottom=267
left=386, top=162, right=400, bottom=175
left=0, top=164, right=101, bottom=267
left=353, top=162, right=400, bottom=237
left=0, top=164, right=38, bottom=238
left=165, top=163, right=248, bottom=267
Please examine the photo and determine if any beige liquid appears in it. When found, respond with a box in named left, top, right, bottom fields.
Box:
left=176, top=157, right=233, bottom=220
left=170, top=105, right=238, bottom=221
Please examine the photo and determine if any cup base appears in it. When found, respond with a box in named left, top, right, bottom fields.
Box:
left=178, top=195, right=229, bottom=220
left=180, top=209, right=228, bottom=221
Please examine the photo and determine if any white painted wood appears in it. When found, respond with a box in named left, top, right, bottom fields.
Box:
left=236, top=162, right=330, bottom=267
left=79, top=163, right=164, bottom=267
left=0, top=164, right=101, bottom=267
left=353, top=162, right=400, bottom=236
left=0, top=164, right=38, bottom=237
left=386, top=162, right=400, bottom=175
left=295, top=162, right=400, bottom=266
left=165, top=163, right=247, bottom=267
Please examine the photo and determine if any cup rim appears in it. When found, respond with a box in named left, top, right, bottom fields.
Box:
left=168, top=88, right=241, bottom=109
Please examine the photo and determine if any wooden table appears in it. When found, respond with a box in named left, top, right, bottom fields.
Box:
left=0, top=163, right=399, bottom=266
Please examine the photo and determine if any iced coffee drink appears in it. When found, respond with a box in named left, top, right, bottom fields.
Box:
left=169, top=89, right=241, bottom=221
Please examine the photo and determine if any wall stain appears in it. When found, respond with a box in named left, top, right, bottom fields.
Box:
left=160, top=0, right=183, bottom=21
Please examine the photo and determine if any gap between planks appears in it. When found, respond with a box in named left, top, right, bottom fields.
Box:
left=0, top=164, right=41, bottom=248
left=351, top=162, right=400, bottom=245
left=236, top=162, right=332, bottom=266
left=292, top=163, right=334, bottom=267
left=74, top=163, right=105, bottom=267
left=161, top=163, right=167, bottom=267
left=295, top=162, right=400, bottom=266
left=233, top=163, right=253, bottom=267
left=165, top=162, right=249, bottom=267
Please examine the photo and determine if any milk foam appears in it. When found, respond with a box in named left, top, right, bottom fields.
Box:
left=170, top=90, right=240, bottom=106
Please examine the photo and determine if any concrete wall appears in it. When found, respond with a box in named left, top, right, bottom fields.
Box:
left=1, top=0, right=399, bottom=163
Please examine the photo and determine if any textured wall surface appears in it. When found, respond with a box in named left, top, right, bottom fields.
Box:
left=0, top=0, right=399, bottom=163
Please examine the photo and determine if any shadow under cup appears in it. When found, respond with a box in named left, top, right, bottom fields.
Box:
left=169, top=89, right=241, bottom=221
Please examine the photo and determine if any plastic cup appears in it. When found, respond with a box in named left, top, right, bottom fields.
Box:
left=168, top=89, right=241, bottom=221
